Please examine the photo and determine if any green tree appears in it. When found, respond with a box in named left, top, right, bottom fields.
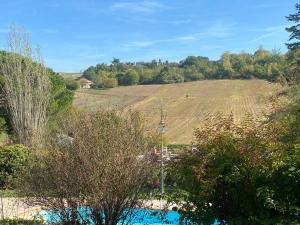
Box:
left=156, top=66, right=184, bottom=84
left=118, top=69, right=139, bottom=85
left=102, top=77, right=118, bottom=88
left=220, top=53, right=235, bottom=79
left=48, top=69, right=74, bottom=120
left=286, top=2, right=300, bottom=50
left=139, top=68, right=154, bottom=84
left=182, top=65, right=204, bottom=81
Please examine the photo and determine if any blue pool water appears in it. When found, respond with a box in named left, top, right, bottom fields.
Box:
left=39, top=208, right=219, bottom=225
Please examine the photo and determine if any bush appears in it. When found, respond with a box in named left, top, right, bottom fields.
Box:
left=0, top=219, right=43, bottom=225
left=65, top=79, right=80, bottom=90
left=0, top=144, right=29, bottom=188
left=21, top=110, right=155, bottom=225
left=172, top=114, right=300, bottom=225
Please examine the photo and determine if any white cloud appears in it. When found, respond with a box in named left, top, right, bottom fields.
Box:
left=122, top=35, right=198, bottom=51
left=124, top=41, right=155, bottom=48
left=177, top=36, right=196, bottom=41
left=120, top=20, right=237, bottom=51
left=111, top=1, right=166, bottom=13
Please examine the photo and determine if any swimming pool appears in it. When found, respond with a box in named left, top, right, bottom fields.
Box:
left=39, top=208, right=219, bottom=225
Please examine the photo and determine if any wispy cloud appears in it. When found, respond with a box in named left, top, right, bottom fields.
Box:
left=111, top=1, right=166, bottom=13
left=263, top=25, right=287, bottom=32
left=122, top=35, right=197, bottom=51
left=121, top=21, right=236, bottom=51
left=249, top=25, right=287, bottom=43
left=124, top=41, right=155, bottom=48
left=177, top=36, right=196, bottom=41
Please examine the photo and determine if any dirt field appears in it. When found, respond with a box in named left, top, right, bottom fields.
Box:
left=74, top=80, right=282, bottom=144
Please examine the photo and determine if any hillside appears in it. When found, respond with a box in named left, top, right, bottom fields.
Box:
left=74, top=80, right=282, bottom=144
left=59, top=72, right=83, bottom=80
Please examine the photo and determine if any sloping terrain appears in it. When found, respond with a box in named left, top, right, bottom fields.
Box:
left=74, top=80, right=281, bottom=143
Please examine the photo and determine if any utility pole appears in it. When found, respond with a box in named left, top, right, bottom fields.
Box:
left=159, top=98, right=165, bottom=210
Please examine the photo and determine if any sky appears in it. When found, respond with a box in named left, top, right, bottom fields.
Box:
left=0, top=0, right=297, bottom=72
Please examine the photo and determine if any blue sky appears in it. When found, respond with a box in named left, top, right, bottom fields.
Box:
left=0, top=0, right=297, bottom=72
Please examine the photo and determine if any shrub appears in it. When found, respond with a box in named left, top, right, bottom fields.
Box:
left=0, top=144, right=29, bottom=189
left=172, top=114, right=300, bottom=225
left=65, top=79, right=80, bottom=90
left=21, top=110, right=155, bottom=225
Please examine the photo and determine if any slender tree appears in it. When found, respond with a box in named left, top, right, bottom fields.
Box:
left=0, top=25, right=51, bottom=146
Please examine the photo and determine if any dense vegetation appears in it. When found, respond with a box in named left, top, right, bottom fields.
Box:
left=169, top=91, right=300, bottom=224
left=82, top=48, right=294, bottom=88
left=0, top=145, right=29, bottom=189
left=0, top=51, right=74, bottom=143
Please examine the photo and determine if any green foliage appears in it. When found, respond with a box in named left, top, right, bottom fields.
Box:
left=285, top=49, right=300, bottom=85
left=171, top=110, right=300, bottom=224
left=65, top=79, right=80, bottom=90
left=0, top=189, right=18, bottom=197
left=0, top=219, right=43, bottom=225
left=156, top=66, right=184, bottom=84
left=0, top=52, right=74, bottom=137
left=0, top=117, right=6, bottom=134
left=83, top=47, right=291, bottom=88
left=48, top=69, right=74, bottom=119
left=118, top=69, right=139, bottom=85
left=0, top=144, right=29, bottom=189
left=286, top=2, right=300, bottom=50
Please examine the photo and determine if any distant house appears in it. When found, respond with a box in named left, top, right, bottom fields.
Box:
left=79, top=78, right=93, bottom=89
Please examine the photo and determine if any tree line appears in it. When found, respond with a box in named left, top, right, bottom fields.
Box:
left=82, top=48, right=298, bottom=89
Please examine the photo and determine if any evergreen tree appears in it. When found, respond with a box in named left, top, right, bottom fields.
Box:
left=286, top=2, right=300, bottom=50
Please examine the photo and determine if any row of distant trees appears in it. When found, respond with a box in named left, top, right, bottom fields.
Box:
left=82, top=48, right=298, bottom=88
left=83, top=1, right=300, bottom=90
